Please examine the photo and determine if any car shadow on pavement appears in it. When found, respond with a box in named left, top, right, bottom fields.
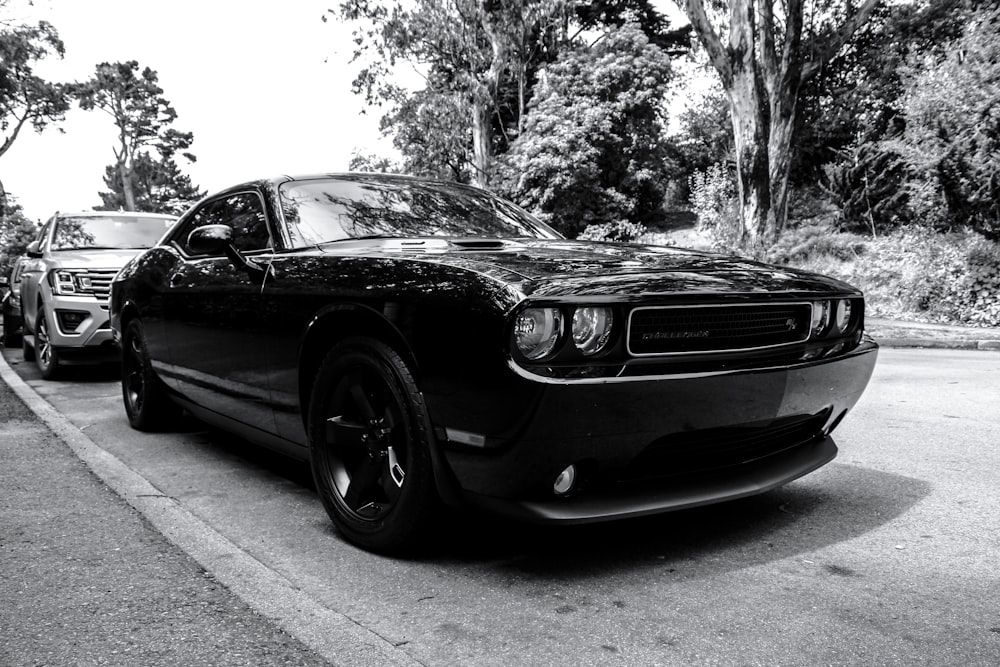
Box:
left=186, top=419, right=929, bottom=577
left=421, top=464, right=930, bottom=580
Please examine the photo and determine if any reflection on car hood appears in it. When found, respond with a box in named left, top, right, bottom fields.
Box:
left=324, top=238, right=858, bottom=298
left=46, top=248, right=147, bottom=270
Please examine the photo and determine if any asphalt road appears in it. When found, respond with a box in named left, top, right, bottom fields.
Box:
left=2, top=345, right=999, bottom=666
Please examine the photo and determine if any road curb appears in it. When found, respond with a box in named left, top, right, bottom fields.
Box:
left=0, top=352, right=422, bottom=667
left=872, top=337, right=1000, bottom=351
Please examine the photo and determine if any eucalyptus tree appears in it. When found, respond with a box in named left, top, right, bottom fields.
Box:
left=676, top=0, right=881, bottom=254
left=76, top=61, right=194, bottom=212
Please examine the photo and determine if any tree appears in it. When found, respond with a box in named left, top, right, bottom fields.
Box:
left=890, top=6, right=1000, bottom=241
left=794, top=0, right=989, bottom=184
left=677, top=0, right=881, bottom=254
left=1, top=196, right=37, bottom=278
left=76, top=61, right=195, bottom=212
left=333, top=0, right=688, bottom=186
left=0, top=19, right=71, bottom=211
left=97, top=152, right=204, bottom=215
left=495, top=25, right=674, bottom=237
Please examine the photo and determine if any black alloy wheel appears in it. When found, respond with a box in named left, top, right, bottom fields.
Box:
left=121, top=319, right=177, bottom=431
left=35, top=308, right=60, bottom=380
left=308, top=338, right=437, bottom=553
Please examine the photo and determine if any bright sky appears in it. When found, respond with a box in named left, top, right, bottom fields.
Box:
left=3, top=0, right=400, bottom=222
left=3, top=0, right=701, bottom=224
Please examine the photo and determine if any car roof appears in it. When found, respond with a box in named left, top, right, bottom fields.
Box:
left=53, top=211, right=177, bottom=219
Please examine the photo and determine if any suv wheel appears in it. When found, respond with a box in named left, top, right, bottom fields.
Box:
left=35, top=309, right=61, bottom=380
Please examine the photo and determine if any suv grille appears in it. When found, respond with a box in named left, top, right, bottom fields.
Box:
left=78, top=270, right=118, bottom=301
left=627, top=303, right=812, bottom=355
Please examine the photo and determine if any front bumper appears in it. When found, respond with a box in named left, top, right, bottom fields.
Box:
left=426, top=338, right=878, bottom=522
left=43, top=294, right=116, bottom=353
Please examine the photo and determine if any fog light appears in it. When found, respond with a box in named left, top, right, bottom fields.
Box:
left=56, top=309, right=88, bottom=333
left=553, top=465, right=577, bottom=495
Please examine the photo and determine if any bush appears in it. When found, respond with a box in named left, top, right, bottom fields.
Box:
left=765, top=222, right=867, bottom=265
left=786, top=226, right=1000, bottom=326
left=578, top=221, right=649, bottom=243
left=689, top=163, right=741, bottom=252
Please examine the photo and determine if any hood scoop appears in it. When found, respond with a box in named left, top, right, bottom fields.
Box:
left=449, top=239, right=510, bottom=250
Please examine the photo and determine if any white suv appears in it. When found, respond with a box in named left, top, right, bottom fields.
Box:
left=20, top=211, right=176, bottom=379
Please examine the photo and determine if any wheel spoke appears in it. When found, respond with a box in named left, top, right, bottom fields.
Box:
left=347, top=370, right=377, bottom=422
left=343, top=456, right=385, bottom=510
left=326, top=416, right=367, bottom=450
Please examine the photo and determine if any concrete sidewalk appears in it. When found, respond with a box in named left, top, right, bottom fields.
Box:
left=0, top=366, right=332, bottom=666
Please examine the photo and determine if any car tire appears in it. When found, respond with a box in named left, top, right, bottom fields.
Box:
left=21, top=326, right=35, bottom=361
left=121, top=319, right=178, bottom=431
left=35, top=309, right=60, bottom=380
left=308, top=337, right=438, bottom=554
left=2, top=315, right=19, bottom=347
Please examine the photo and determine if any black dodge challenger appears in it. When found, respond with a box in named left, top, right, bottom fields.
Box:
left=110, top=173, right=878, bottom=552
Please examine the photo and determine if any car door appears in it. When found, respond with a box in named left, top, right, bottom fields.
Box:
left=161, top=191, right=279, bottom=435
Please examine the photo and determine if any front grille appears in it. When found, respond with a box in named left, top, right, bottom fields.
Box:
left=77, top=270, right=117, bottom=301
left=622, top=411, right=830, bottom=481
left=627, top=303, right=812, bottom=355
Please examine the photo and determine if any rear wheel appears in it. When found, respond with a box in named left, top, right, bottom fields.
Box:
left=35, top=309, right=60, bottom=380
left=121, top=319, right=178, bottom=430
left=308, top=338, right=437, bottom=553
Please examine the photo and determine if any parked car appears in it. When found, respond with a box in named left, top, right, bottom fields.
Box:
left=19, top=210, right=177, bottom=378
left=110, top=173, right=878, bottom=553
left=2, top=255, right=28, bottom=347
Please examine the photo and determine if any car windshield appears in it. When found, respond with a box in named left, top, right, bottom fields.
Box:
left=51, top=215, right=174, bottom=251
left=278, top=178, right=563, bottom=248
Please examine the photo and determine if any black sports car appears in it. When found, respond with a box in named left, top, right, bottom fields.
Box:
left=110, top=173, right=878, bottom=552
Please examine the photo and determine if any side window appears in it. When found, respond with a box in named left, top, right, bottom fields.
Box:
left=172, top=192, right=271, bottom=256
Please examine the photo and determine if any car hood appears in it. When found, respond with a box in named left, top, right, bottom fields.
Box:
left=321, top=238, right=858, bottom=298
left=46, top=248, right=146, bottom=270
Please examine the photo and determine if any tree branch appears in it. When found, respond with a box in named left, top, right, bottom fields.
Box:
left=801, top=0, right=882, bottom=81
left=677, top=0, right=732, bottom=87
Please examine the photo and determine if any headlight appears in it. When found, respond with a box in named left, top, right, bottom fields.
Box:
left=514, top=308, right=563, bottom=360
left=833, top=299, right=853, bottom=334
left=50, top=270, right=79, bottom=295
left=810, top=301, right=830, bottom=337
left=571, top=306, right=613, bottom=355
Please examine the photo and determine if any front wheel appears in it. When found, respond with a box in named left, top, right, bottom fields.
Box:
left=121, top=319, right=178, bottom=431
left=308, top=338, right=438, bottom=554
left=35, top=309, right=60, bottom=380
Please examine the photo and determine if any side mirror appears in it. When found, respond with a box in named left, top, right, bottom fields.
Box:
left=188, top=224, right=233, bottom=255
left=26, top=241, right=41, bottom=258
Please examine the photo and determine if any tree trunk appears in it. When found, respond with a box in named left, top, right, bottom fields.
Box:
left=470, top=101, right=492, bottom=188
left=118, top=159, right=137, bottom=211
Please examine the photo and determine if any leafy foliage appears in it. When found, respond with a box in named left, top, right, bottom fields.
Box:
left=334, top=0, right=689, bottom=184
left=787, top=227, right=1000, bottom=327
left=97, top=152, right=204, bottom=215
left=0, top=196, right=37, bottom=278
left=494, top=25, right=674, bottom=238
left=76, top=61, right=195, bottom=212
left=688, top=163, right=739, bottom=252
left=577, top=221, right=648, bottom=243
left=0, top=19, right=70, bottom=159
left=887, top=6, right=1000, bottom=241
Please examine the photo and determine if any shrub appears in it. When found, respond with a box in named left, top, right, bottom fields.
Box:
left=689, top=163, right=741, bottom=252
left=787, top=226, right=1000, bottom=327
left=765, top=222, right=867, bottom=265
left=578, top=221, right=649, bottom=243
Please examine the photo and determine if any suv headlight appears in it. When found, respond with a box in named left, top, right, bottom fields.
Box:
left=48, top=269, right=96, bottom=295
